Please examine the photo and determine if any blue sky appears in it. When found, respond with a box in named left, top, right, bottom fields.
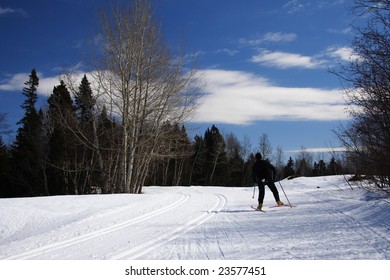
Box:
left=0, top=0, right=359, bottom=159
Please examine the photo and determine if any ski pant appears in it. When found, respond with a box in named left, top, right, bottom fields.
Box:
left=257, top=180, right=281, bottom=204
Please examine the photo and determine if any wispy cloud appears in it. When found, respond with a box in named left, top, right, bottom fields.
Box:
left=251, top=50, right=326, bottom=69
left=283, top=0, right=305, bottom=14
left=263, top=32, right=297, bottom=43
left=192, top=69, right=347, bottom=125
left=239, top=32, right=297, bottom=46
left=0, top=6, right=27, bottom=17
left=282, top=0, right=346, bottom=14
left=327, top=27, right=352, bottom=35
left=215, top=48, right=239, bottom=56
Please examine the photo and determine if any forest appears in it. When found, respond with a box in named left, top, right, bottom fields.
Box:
left=1, top=0, right=389, bottom=198
left=0, top=70, right=346, bottom=198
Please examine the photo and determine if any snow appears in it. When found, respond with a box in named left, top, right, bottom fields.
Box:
left=1, top=175, right=390, bottom=260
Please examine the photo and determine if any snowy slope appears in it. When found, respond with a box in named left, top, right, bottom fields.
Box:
left=0, top=176, right=389, bottom=260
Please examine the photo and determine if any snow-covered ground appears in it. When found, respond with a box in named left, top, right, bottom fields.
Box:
left=1, top=175, right=390, bottom=260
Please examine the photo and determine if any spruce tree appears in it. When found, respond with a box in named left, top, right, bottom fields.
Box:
left=0, top=136, right=10, bottom=197
left=47, top=80, right=76, bottom=194
left=11, top=69, right=46, bottom=196
left=75, top=75, right=95, bottom=122
left=189, top=134, right=206, bottom=185
left=204, top=125, right=228, bottom=185
left=284, top=157, right=295, bottom=178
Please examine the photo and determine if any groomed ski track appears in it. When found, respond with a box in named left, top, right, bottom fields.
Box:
left=1, top=176, right=390, bottom=260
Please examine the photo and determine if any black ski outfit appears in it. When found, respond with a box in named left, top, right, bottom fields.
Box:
left=252, top=153, right=281, bottom=205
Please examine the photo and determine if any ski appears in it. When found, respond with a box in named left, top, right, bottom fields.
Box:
left=251, top=205, right=266, bottom=212
left=269, top=204, right=297, bottom=208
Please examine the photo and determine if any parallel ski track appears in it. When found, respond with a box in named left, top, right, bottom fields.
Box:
left=307, top=189, right=390, bottom=258
left=5, top=192, right=191, bottom=260
left=111, top=193, right=227, bottom=260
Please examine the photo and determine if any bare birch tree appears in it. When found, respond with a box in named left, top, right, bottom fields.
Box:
left=92, top=0, right=202, bottom=193
left=258, top=133, right=273, bottom=161
left=335, top=0, right=390, bottom=189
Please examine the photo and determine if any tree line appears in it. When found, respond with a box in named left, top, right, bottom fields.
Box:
left=0, top=72, right=347, bottom=198
left=1, top=0, right=389, bottom=197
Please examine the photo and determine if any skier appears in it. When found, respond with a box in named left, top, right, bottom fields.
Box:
left=252, top=152, right=284, bottom=211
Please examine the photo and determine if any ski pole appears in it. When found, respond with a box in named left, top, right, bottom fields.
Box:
left=277, top=180, right=293, bottom=207
left=252, top=183, right=256, bottom=199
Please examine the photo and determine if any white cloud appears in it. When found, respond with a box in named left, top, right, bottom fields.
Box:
left=192, top=69, right=347, bottom=124
left=287, top=147, right=349, bottom=153
left=326, top=46, right=361, bottom=62
left=2, top=69, right=349, bottom=125
left=251, top=50, right=326, bottom=69
left=0, top=72, right=60, bottom=96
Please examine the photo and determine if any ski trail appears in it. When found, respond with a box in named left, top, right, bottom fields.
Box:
left=5, top=193, right=190, bottom=260
left=111, top=193, right=227, bottom=260
left=301, top=188, right=390, bottom=258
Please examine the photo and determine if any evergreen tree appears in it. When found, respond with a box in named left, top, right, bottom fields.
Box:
left=225, top=132, right=244, bottom=186
left=0, top=136, right=11, bottom=197
left=328, top=157, right=341, bottom=175
left=74, top=75, right=97, bottom=194
left=284, top=157, right=295, bottom=178
left=188, top=134, right=206, bottom=185
left=47, top=80, right=76, bottom=195
left=74, top=75, right=95, bottom=123
left=11, top=69, right=47, bottom=196
left=313, top=160, right=327, bottom=176
left=96, top=105, right=120, bottom=193
left=0, top=113, right=11, bottom=197
left=204, top=125, right=228, bottom=185
left=48, top=80, right=74, bottom=113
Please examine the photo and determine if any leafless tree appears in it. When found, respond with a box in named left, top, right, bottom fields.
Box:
left=335, top=0, right=390, bottom=190
left=274, top=145, right=285, bottom=178
left=258, top=133, right=273, bottom=161
left=92, top=0, right=202, bottom=193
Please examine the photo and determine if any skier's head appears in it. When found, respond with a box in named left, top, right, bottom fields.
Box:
left=255, top=153, right=262, bottom=160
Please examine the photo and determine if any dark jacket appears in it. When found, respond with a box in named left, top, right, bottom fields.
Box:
left=252, top=159, right=276, bottom=183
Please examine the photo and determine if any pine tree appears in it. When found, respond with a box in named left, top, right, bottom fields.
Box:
left=96, top=105, right=120, bottom=193
left=75, top=75, right=95, bottom=123
left=313, top=160, right=327, bottom=176
left=0, top=136, right=11, bottom=197
left=188, top=134, right=206, bottom=185
left=328, top=157, right=341, bottom=175
left=284, top=157, right=295, bottom=178
left=73, top=75, right=96, bottom=193
left=47, top=80, right=76, bottom=195
left=11, top=69, right=46, bottom=196
left=225, top=132, right=244, bottom=186
left=0, top=114, right=11, bottom=197
left=204, top=125, right=228, bottom=185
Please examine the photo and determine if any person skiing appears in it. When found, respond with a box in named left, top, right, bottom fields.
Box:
left=252, top=152, right=284, bottom=211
